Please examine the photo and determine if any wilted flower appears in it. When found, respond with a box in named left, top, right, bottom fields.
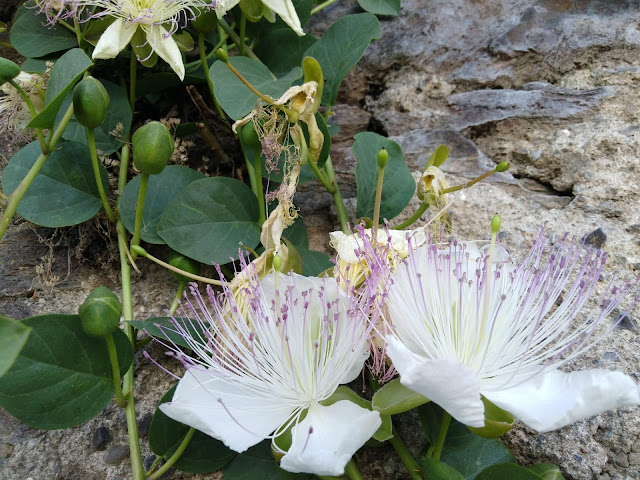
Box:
left=0, top=72, right=45, bottom=144
left=66, top=0, right=216, bottom=80
left=156, top=267, right=381, bottom=475
left=369, top=227, right=640, bottom=432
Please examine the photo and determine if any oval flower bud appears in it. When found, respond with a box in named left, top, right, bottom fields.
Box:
left=167, top=251, right=201, bottom=282
left=78, top=286, right=122, bottom=337
left=73, top=76, right=110, bottom=128
left=132, top=121, right=174, bottom=175
left=0, top=57, right=21, bottom=86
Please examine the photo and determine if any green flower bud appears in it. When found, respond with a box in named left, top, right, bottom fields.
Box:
left=377, top=147, right=389, bottom=169
left=79, top=286, right=122, bottom=337
left=132, top=121, right=174, bottom=175
left=239, top=0, right=264, bottom=22
left=167, top=251, right=201, bottom=282
left=239, top=123, right=260, bottom=148
left=72, top=76, right=110, bottom=128
left=216, top=48, right=229, bottom=63
left=0, top=57, right=21, bottom=86
left=496, top=161, right=510, bottom=172
left=491, top=214, right=501, bottom=234
left=272, top=253, right=282, bottom=272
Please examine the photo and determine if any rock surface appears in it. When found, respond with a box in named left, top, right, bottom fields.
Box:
left=2, top=1, right=640, bottom=479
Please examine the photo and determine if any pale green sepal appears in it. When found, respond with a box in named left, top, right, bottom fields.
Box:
left=427, top=144, right=449, bottom=169
left=467, top=396, right=515, bottom=439
left=371, top=377, right=430, bottom=415
left=173, top=30, right=194, bottom=52
left=130, top=28, right=158, bottom=68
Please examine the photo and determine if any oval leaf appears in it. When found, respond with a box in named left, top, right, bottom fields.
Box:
left=476, top=463, right=543, bottom=480
left=0, top=314, right=133, bottom=430
left=296, top=249, right=333, bottom=277
left=121, top=165, right=205, bottom=244
left=211, top=56, right=302, bottom=119
left=10, top=2, right=77, bottom=58
left=128, top=317, right=205, bottom=350
left=528, top=464, right=565, bottom=480
left=304, top=13, right=380, bottom=107
left=149, top=384, right=237, bottom=473
left=157, top=177, right=261, bottom=265
left=1, top=140, right=110, bottom=227
left=60, top=79, right=132, bottom=154
left=28, top=49, right=93, bottom=129
left=353, top=132, right=415, bottom=222
left=0, top=315, right=31, bottom=379
left=423, top=458, right=465, bottom=480
left=357, top=0, right=401, bottom=16
left=372, top=378, right=430, bottom=416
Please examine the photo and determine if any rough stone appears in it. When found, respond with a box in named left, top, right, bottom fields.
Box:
left=137, top=413, right=153, bottom=438
left=90, top=426, right=112, bottom=452
left=102, top=445, right=130, bottom=466
left=584, top=227, right=608, bottom=250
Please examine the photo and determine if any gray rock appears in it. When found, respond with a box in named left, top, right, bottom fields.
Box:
left=584, top=228, right=608, bottom=250
left=137, top=413, right=153, bottom=438
left=102, top=445, right=130, bottom=466
left=90, top=426, right=112, bottom=452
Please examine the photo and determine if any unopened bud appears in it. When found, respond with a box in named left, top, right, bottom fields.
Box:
left=272, top=253, right=282, bottom=272
left=78, top=286, right=122, bottom=337
left=132, top=121, right=174, bottom=175
left=377, top=147, right=389, bottom=169
left=216, top=48, right=229, bottom=63
left=496, top=161, right=510, bottom=172
left=491, top=214, right=501, bottom=234
left=73, top=76, right=110, bottom=128
left=0, top=57, right=20, bottom=86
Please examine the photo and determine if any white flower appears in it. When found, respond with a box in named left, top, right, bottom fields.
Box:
left=215, top=0, right=303, bottom=36
left=70, top=0, right=217, bottom=80
left=156, top=269, right=381, bottom=476
left=373, top=228, right=640, bottom=432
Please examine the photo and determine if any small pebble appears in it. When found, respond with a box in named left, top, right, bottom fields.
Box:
left=601, top=351, right=619, bottom=363
left=138, top=412, right=153, bottom=437
left=143, top=454, right=157, bottom=471
left=583, top=227, right=607, bottom=249
left=103, top=445, right=130, bottom=465
left=90, top=426, right=112, bottom=451
left=614, top=312, right=637, bottom=331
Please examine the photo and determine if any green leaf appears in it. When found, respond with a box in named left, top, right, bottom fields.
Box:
left=1, top=140, right=110, bottom=227
left=297, top=249, right=333, bottom=277
left=128, top=317, right=205, bottom=350
left=418, top=403, right=515, bottom=480
left=353, top=132, right=415, bottom=222
left=149, top=385, right=237, bottom=473
left=528, top=464, right=565, bottom=480
left=59, top=79, right=132, bottom=154
left=10, top=2, right=77, bottom=58
left=476, top=463, right=543, bottom=480
left=121, top=165, right=205, bottom=244
left=157, top=177, right=261, bottom=265
left=423, top=458, right=465, bottom=480
left=372, top=378, right=430, bottom=416
left=28, top=49, right=93, bottom=129
left=357, top=0, right=401, bottom=16
left=0, top=315, right=31, bottom=379
left=283, top=215, right=309, bottom=250
left=211, top=57, right=302, bottom=119
left=223, top=440, right=313, bottom=480
left=254, top=27, right=318, bottom=77
left=304, top=13, right=380, bottom=106
left=0, top=314, right=133, bottom=430
left=20, top=57, right=51, bottom=74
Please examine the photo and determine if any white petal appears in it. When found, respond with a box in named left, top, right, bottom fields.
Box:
left=484, top=368, right=640, bottom=432
left=280, top=401, right=381, bottom=475
left=261, top=0, right=304, bottom=36
left=215, top=0, right=241, bottom=17
left=93, top=19, right=136, bottom=59
left=340, top=338, right=369, bottom=384
left=386, top=336, right=485, bottom=427
left=146, top=25, right=185, bottom=81
left=159, top=368, right=293, bottom=452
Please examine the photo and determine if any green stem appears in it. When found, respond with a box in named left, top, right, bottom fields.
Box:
left=132, top=246, right=224, bottom=285
left=392, top=202, right=429, bottom=230
left=440, top=168, right=499, bottom=195
left=239, top=13, right=247, bottom=56
left=0, top=41, right=14, bottom=49
left=87, top=128, right=116, bottom=222
left=117, top=220, right=145, bottom=480
left=311, top=0, right=340, bottom=14
left=372, top=165, right=385, bottom=236
left=389, top=427, right=422, bottom=480
left=216, top=18, right=261, bottom=62
left=105, top=332, right=126, bottom=407
left=147, top=428, right=195, bottom=480
left=324, top=157, right=349, bottom=233
left=254, top=152, right=266, bottom=225
left=169, top=280, right=187, bottom=316
left=57, top=19, right=77, bottom=35
left=130, top=173, right=149, bottom=259
left=0, top=102, right=74, bottom=242
left=198, top=32, right=224, bottom=117
left=344, top=459, right=364, bottom=480
left=308, top=157, right=334, bottom=192
left=8, top=79, right=47, bottom=154
left=431, top=412, right=451, bottom=461
left=72, top=17, right=83, bottom=48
